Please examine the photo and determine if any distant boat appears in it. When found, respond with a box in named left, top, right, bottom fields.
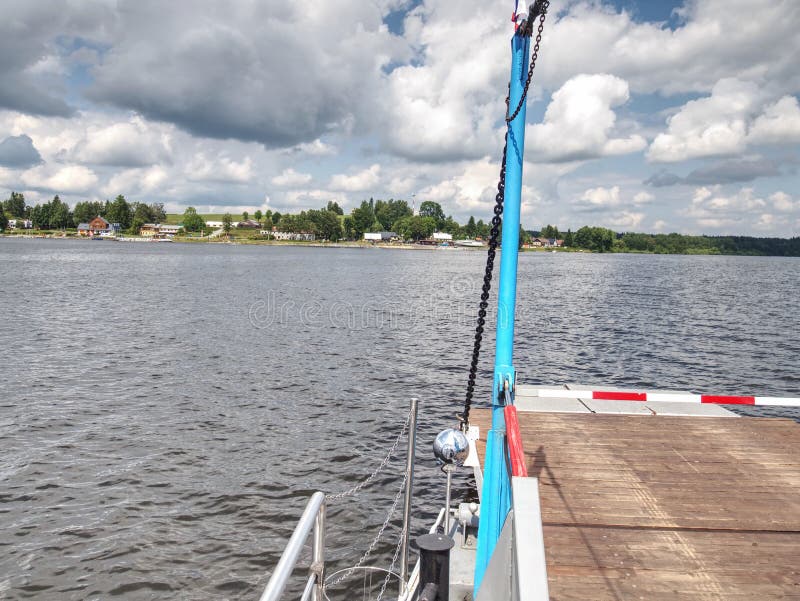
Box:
left=454, top=239, right=486, bottom=248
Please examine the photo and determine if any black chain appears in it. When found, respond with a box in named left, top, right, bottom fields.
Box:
left=460, top=3, right=549, bottom=432
left=506, top=3, right=549, bottom=124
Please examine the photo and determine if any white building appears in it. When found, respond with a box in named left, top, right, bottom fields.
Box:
left=364, top=232, right=399, bottom=242
left=7, top=219, right=33, bottom=229
left=266, top=230, right=315, bottom=241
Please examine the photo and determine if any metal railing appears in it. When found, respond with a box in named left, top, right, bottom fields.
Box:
left=259, top=491, right=326, bottom=601
left=258, top=398, right=418, bottom=601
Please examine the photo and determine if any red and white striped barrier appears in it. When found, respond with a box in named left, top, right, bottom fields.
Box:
left=530, top=388, right=800, bottom=407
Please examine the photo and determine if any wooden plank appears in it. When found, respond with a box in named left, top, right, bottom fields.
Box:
left=471, top=410, right=800, bottom=599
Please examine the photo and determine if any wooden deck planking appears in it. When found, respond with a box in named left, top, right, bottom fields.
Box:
left=471, top=410, right=800, bottom=600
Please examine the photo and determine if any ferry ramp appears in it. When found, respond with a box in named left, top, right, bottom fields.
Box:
left=471, top=385, right=800, bottom=600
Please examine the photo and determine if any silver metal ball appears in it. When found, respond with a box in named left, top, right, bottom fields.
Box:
left=433, top=428, right=469, bottom=466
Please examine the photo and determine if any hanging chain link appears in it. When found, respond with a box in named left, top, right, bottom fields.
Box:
left=323, top=470, right=408, bottom=590
left=375, top=525, right=407, bottom=601
left=460, top=2, right=549, bottom=432
left=325, top=409, right=411, bottom=501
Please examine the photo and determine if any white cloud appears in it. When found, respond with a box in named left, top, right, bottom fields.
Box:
left=283, top=188, right=349, bottom=209
left=538, top=0, right=800, bottom=96
left=573, top=184, right=655, bottom=211
left=754, top=213, right=775, bottom=230
left=20, top=164, right=98, bottom=193
left=648, top=78, right=760, bottom=162
left=271, top=168, right=312, bottom=187
left=330, top=164, right=381, bottom=192
left=283, top=139, right=337, bottom=156
left=679, top=185, right=792, bottom=232
left=579, top=185, right=622, bottom=207
left=104, top=166, right=169, bottom=197
left=417, top=157, right=503, bottom=213
left=648, top=82, right=800, bottom=162
left=74, top=116, right=173, bottom=167
left=528, top=74, right=646, bottom=163
left=186, top=153, right=253, bottom=183
left=601, top=210, right=645, bottom=230
left=748, top=96, right=800, bottom=145
left=770, top=191, right=798, bottom=213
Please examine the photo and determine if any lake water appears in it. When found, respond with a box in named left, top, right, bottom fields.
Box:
left=1, top=238, right=798, bottom=600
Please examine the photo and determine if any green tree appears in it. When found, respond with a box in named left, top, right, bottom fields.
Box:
left=307, top=209, right=343, bottom=241
left=342, top=215, right=355, bottom=239
left=242, top=211, right=249, bottom=221
left=149, top=203, right=166, bottom=222
left=73, top=201, right=105, bottom=224
left=48, top=196, right=72, bottom=229
left=519, top=226, right=531, bottom=248
left=418, top=201, right=445, bottom=227
left=272, top=211, right=282, bottom=226
left=351, top=200, right=376, bottom=238
left=105, top=195, right=132, bottom=229
left=280, top=213, right=314, bottom=233
left=30, top=203, right=50, bottom=229
left=393, top=215, right=436, bottom=241
left=222, top=213, right=233, bottom=234
left=476, top=219, right=490, bottom=239
left=326, top=201, right=344, bottom=215
left=130, top=202, right=151, bottom=234
left=182, top=206, right=206, bottom=232
left=440, top=216, right=462, bottom=237
left=375, top=198, right=412, bottom=230
left=254, top=209, right=263, bottom=222
left=574, top=226, right=614, bottom=252
left=541, top=224, right=560, bottom=239
left=464, top=216, right=477, bottom=238
left=4, top=192, right=26, bottom=218
left=0, top=207, right=8, bottom=231
left=563, top=229, right=574, bottom=247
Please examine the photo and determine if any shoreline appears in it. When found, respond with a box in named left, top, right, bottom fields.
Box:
left=1, top=233, right=796, bottom=256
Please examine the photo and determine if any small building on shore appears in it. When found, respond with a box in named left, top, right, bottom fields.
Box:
left=7, top=219, right=33, bottom=230
left=78, top=216, right=118, bottom=236
left=139, top=223, right=182, bottom=237
left=364, top=232, right=399, bottom=242
left=265, top=229, right=315, bottom=241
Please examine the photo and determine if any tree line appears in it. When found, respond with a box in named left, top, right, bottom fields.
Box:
left=0, top=192, right=166, bottom=233
left=535, top=224, right=800, bottom=256
left=2, top=192, right=797, bottom=255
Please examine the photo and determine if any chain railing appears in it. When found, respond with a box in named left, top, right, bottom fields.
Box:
left=325, top=408, right=411, bottom=501
left=258, top=399, right=418, bottom=601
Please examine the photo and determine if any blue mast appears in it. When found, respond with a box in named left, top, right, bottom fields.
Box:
left=474, top=23, right=531, bottom=594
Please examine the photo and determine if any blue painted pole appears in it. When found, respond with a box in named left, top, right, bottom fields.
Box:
left=474, top=30, right=530, bottom=595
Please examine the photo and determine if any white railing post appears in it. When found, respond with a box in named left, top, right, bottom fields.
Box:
left=259, top=492, right=326, bottom=601
left=312, top=502, right=325, bottom=601
left=400, top=397, right=419, bottom=594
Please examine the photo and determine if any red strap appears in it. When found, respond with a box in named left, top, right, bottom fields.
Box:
left=505, top=405, right=528, bottom=477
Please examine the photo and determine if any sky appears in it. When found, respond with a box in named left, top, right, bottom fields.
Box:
left=0, top=0, right=798, bottom=236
